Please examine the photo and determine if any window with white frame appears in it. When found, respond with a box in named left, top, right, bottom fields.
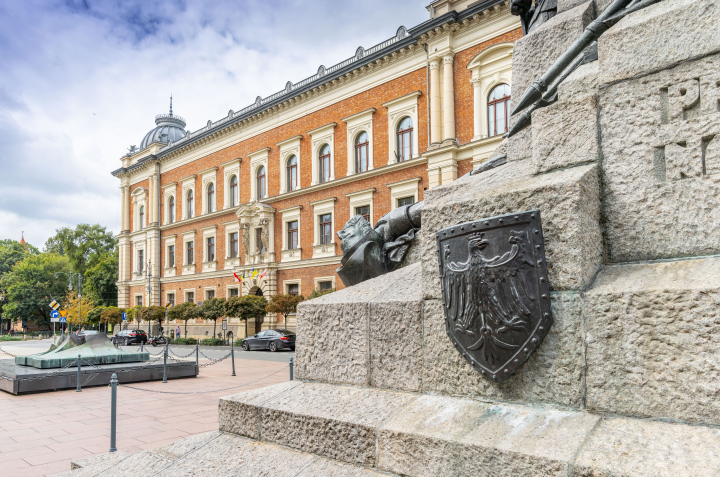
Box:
left=131, top=187, right=148, bottom=232
left=309, top=123, right=336, bottom=186
left=167, top=244, right=175, bottom=267
left=221, top=158, right=241, bottom=209
left=167, top=293, right=175, bottom=307
left=201, top=226, right=217, bottom=271
left=137, top=249, right=145, bottom=273
left=343, top=108, right=375, bottom=176
left=383, top=92, right=420, bottom=166
left=228, top=287, right=239, bottom=297
left=286, top=156, right=298, bottom=191
left=200, top=168, right=218, bottom=215
left=467, top=42, right=513, bottom=141
left=314, top=276, right=335, bottom=291
left=185, top=291, right=195, bottom=303
left=277, top=136, right=301, bottom=194
left=206, top=289, right=215, bottom=300
left=186, top=241, right=194, bottom=264
left=186, top=190, right=194, bottom=219
left=138, top=205, right=145, bottom=230
left=346, top=188, right=375, bottom=227
left=397, top=196, right=415, bottom=207
left=135, top=295, right=143, bottom=306
left=285, top=279, right=301, bottom=296
left=228, top=232, right=239, bottom=258
left=287, top=220, right=298, bottom=249
left=388, top=177, right=420, bottom=210
left=355, top=205, right=370, bottom=222
left=280, top=205, right=302, bottom=262
left=248, top=148, right=269, bottom=201
left=256, top=166, right=266, bottom=200
left=206, top=183, right=216, bottom=213
left=228, top=175, right=238, bottom=207
left=206, top=237, right=215, bottom=262
left=311, top=198, right=335, bottom=258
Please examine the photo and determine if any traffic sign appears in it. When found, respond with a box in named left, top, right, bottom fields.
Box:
left=59, top=316, right=67, bottom=323
left=122, top=312, right=127, bottom=321
left=50, top=310, right=59, bottom=319
left=222, top=319, right=227, bottom=331
left=49, top=300, right=59, bottom=310
left=59, top=310, right=67, bottom=317
left=51, top=317, right=60, bottom=323
left=165, top=302, right=171, bottom=308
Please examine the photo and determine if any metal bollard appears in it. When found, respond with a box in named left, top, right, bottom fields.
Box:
left=163, top=342, right=168, bottom=383
left=141, top=341, right=144, bottom=352
left=195, top=341, right=199, bottom=369
left=231, top=340, right=236, bottom=377
left=289, top=357, right=294, bottom=381
left=109, top=373, right=117, bottom=452
left=76, top=354, right=82, bottom=392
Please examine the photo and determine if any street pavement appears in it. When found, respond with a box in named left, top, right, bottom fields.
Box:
left=0, top=339, right=294, bottom=476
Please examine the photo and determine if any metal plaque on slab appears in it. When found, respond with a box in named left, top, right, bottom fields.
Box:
left=436, top=210, right=552, bottom=383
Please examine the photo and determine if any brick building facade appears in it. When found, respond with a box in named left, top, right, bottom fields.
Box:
left=112, top=0, right=520, bottom=339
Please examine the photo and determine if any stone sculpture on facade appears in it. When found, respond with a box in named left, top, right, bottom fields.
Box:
left=437, top=210, right=552, bottom=382
left=511, top=0, right=557, bottom=34
left=240, top=222, right=250, bottom=258
left=337, top=201, right=423, bottom=286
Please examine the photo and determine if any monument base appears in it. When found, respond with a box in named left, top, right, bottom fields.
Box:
left=0, top=360, right=198, bottom=395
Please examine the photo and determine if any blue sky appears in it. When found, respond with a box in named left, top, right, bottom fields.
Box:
left=0, top=0, right=429, bottom=248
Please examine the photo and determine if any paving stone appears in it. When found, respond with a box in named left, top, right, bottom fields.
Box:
left=598, top=0, right=720, bottom=85
left=585, top=257, right=720, bottom=425
left=296, top=458, right=387, bottom=476
left=422, top=292, right=585, bottom=407
left=573, top=417, right=720, bottom=476
left=58, top=451, right=131, bottom=476
left=599, top=52, right=720, bottom=262
left=368, top=263, right=423, bottom=392
left=258, top=382, right=417, bottom=466
left=152, top=430, right=221, bottom=460
left=218, top=381, right=301, bottom=439
left=378, top=394, right=599, bottom=477
left=295, top=266, right=417, bottom=385
left=532, top=94, right=598, bottom=174
left=421, top=161, right=602, bottom=299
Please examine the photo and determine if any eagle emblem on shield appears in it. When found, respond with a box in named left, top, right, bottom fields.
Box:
left=436, top=210, right=552, bottom=382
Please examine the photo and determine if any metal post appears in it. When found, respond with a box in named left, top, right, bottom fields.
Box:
left=289, top=357, right=294, bottom=381
left=163, top=342, right=168, bottom=383
left=141, top=341, right=144, bottom=352
left=76, top=354, right=82, bottom=392
left=231, top=340, right=236, bottom=377
left=195, top=341, right=199, bottom=369
left=109, top=373, right=117, bottom=452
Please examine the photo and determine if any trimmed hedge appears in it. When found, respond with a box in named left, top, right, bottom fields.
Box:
left=172, top=337, right=197, bottom=345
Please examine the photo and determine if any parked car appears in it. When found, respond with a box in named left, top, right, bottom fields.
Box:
left=241, top=329, right=295, bottom=352
left=78, top=330, right=99, bottom=337
left=111, top=329, right=147, bottom=346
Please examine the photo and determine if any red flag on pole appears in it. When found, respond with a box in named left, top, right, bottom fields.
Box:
left=233, top=272, right=241, bottom=282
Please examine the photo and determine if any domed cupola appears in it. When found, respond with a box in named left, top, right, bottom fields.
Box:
left=140, top=96, right=187, bottom=150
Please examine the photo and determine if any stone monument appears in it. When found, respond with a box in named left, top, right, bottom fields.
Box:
left=66, top=0, right=720, bottom=474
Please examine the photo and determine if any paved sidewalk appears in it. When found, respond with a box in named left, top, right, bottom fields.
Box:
left=0, top=351, right=291, bottom=477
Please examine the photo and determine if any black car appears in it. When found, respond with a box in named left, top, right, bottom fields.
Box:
left=112, top=329, right=148, bottom=346
left=241, top=329, right=295, bottom=352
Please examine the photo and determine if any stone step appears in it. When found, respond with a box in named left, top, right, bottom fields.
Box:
left=215, top=381, right=720, bottom=476
left=60, top=430, right=391, bottom=477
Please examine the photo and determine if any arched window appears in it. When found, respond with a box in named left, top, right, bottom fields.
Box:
left=139, top=205, right=144, bottom=230
left=256, top=166, right=266, bottom=200
left=319, top=144, right=331, bottom=184
left=207, top=183, right=215, bottom=213
left=229, top=175, right=238, bottom=207
left=168, top=196, right=175, bottom=224
left=355, top=132, right=369, bottom=173
left=488, top=84, right=511, bottom=137
left=396, top=117, right=413, bottom=162
left=186, top=190, right=194, bottom=219
left=286, top=155, right=298, bottom=192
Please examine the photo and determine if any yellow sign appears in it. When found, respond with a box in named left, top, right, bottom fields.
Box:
left=49, top=300, right=59, bottom=310
left=59, top=310, right=67, bottom=317
left=165, top=302, right=171, bottom=308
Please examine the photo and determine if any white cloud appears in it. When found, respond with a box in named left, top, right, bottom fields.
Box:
left=0, top=0, right=429, bottom=249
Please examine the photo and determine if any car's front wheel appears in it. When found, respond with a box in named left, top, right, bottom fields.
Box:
left=124, top=338, right=130, bottom=346
left=242, top=341, right=249, bottom=351
left=269, top=342, right=277, bottom=352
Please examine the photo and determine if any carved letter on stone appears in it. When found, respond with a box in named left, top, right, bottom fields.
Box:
left=436, top=210, right=552, bottom=383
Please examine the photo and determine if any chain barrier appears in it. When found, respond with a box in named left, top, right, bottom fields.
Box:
left=168, top=348, right=196, bottom=359
left=198, top=351, right=233, bottom=367
left=118, top=365, right=290, bottom=395
left=134, top=346, right=165, bottom=356
left=0, top=359, right=79, bottom=382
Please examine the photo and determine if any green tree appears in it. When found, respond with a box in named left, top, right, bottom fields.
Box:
left=100, top=307, right=124, bottom=327
left=136, top=306, right=166, bottom=334
left=0, top=240, right=37, bottom=330
left=62, top=290, right=95, bottom=326
left=266, top=294, right=305, bottom=321
left=308, top=288, right=335, bottom=300
left=0, top=253, right=72, bottom=328
left=225, top=295, right=267, bottom=338
left=44, top=224, right=117, bottom=276
left=84, top=305, right=104, bottom=328
left=200, top=297, right=227, bottom=340
left=168, top=302, right=198, bottom=337
left=84, top=252, right=118, bottom=307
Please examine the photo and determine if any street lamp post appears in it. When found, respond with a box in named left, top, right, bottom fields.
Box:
left=136, top=261, right=152, bottom=335
left=55, top=272, right=83, bottom=333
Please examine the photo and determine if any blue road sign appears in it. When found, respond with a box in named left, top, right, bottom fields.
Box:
left=122, top=312, right=127, bottom=321
left=59, top=316, right=67, bottom=323
left=50, top=310, right=59, bottom=319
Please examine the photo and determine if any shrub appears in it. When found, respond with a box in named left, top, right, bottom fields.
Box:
left=234, top=338, right=244, bottom=347
left=308, top=288, right=335, bottom=300
left=199, top=338, right=224, bottom=346
left=172, top=337, right=197, bottom=345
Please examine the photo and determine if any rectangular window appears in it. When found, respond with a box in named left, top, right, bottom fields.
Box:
left=287, top=220, right=298, bottom=249
left=287, top=283, right=299, bottom=295
left=229, top=288, right=239, bottom=297
left=137, top=250, right=144, bottom=272
left=397, top=196, right=415, bottom=208
left=186, top=291, right=194, bottom=303
left=186, top=241, right=194, bottom=264
left=319, top=213, right=332, bottom=245
left=256, top=228, right=265, bottom=254
left=168, top=245, right=175, bottom=268
left=135, top=295, right=143, bottom=306
left=229, top=232, right=238, bottom=258
left=167, top=293, right=175, bottom=307
left=355, top=205, right=370, bottom=223
left=318, top=281, right=333, bottom=291
left=207, top=237, right=215, bottom=262
left=206, top=289, right=215, bottom=300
